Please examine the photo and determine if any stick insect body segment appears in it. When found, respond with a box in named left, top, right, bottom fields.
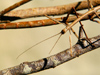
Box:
left=17, top=6, right=100, bottom=59
left=61, top=6, right=100, bottom=35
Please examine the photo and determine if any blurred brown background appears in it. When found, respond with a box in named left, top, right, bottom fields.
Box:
left=0, top=0, right=100, bottom=75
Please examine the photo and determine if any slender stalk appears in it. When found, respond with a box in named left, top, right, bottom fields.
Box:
left=4, top=0, right=100, bottom=18
left=0, top=0, right=32, bottom=16
left=0, top=12, right=100, bottom=29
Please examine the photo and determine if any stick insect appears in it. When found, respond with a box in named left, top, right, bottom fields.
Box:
left=16, top=2, right=100, bottom=59
left=0, top=0, right=100, bottom=59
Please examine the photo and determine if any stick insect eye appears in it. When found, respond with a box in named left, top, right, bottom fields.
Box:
left=61, top=29, right=66, bottom=34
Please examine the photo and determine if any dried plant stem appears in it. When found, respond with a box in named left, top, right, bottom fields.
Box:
left=4, top=0, right=100, bottom=18
left=0, top=11, right=100, bottom=29
left=0, top=35, right=100, bottom=75
left=0, top=0, right=32, bottom=16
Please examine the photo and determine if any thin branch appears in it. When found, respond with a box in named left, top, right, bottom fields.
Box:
left=0, top=34, right=100, bottom=75
left=0, top=1, right=100, bottom=75
left=0, top=0, right=32, bottom=16
left=4, top=0, right=100, bottom=18
left=0, top=15, right=81, bottom=29
left=0, top=11, right=100, bottom=29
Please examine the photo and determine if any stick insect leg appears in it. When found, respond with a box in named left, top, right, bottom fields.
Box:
left=18, top=11, right=79, bottom=58
left=45, top=14, right=78, bottom=54
left=89, top=12, right=100, bottom=24
left=61, top=8, right=79, bottom=57
left=69, top=29, right=73, bottom=57
left=62, top=9, right=78, bottom=38
left=78, top=26, right=83, bottom=41
left=87, top=0, right=100, bottom=23
left=72, top=7, right=95, bottom=48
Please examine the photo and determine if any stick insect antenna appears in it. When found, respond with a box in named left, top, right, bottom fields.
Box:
left=45, top=13, right=78, bottom=54
left=16, top=32, right=61, bottom=59
left=49, top=34, right=62, bottom=54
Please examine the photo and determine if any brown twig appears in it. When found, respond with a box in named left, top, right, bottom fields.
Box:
left=4, top=0, right=100, bottom=18
left=0, top=11, right=100, bottom=29
left=0, top=34, right=100, bottom=75
left=0, top=0, right=32, bottom=17
left=0, top=1, right=100, bottom=75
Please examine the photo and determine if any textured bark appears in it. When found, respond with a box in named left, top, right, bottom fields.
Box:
left=0, top=0, right=100, bottom=75
left=0, top=11, right=100, bottom=29
left=4, top=0, right=100, bottom=18
left=0, top=0, right=32, bottom=16
left=0, top=35, right=100, bottom=75
left=0, top=15, right=89, bottom=29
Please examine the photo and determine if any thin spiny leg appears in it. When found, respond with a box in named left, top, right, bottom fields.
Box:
left=78, top=26, right=83, bottom=40
left=89, top=12, right=100, bottom=24
left=62, top=9, right=78, bottom=38
left=69, top=29, right=73, bottom=57
left=45, top=14, right=78, bottom=38
left=70, top=28, right=78, bottom=38
left=62, top=9, right=79, bottom=56
left=87, top=0, right=100, bottom=21
left=65, top=22, right=73, bottom=57
left=62, top=7, right=79, bottom=57
left=44, top=14, right=78, bottom=54
left=73, top=7, right=95, bottom=47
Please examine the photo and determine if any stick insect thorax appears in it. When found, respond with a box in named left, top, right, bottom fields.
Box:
left=61, top=6, right=100, bottom=35
left=17, top=6, right=100, bottom=59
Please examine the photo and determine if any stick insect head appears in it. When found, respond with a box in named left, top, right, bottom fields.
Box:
left=61, top=28, right=67, bottom=34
